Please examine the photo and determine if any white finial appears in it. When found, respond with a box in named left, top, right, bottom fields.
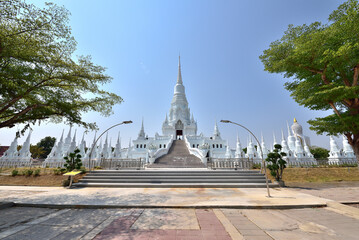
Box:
left=281, top=129, right=285, bottom=141
left=273, top=132, right=278, bottom=145
left=287, top=121, right=292, bottom=136
left=72, top=129, right=77, bottom=141
left=59, top=129, right=65, bottom=142
left=177, top=55, right=183, bottom=84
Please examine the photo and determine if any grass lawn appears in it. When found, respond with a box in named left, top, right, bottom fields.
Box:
left=0, top=167, right=85, bottom=187
left=267, top=167, right=359, bottom=183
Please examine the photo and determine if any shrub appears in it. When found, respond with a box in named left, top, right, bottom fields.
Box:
left=62, top=179, right=70, bottom=187
left=266, top=144, right=287, bottom=181
left=34, top=169, right=41, bottom=177
left=53, top=168, right=62, bottom=175
left=11, top=169, right=18, bottom=176
left=64, top=149, right=82, bottom=172
left=252, top=163, right=261, bottom=169
left=79, top=167, right=87, bottom=174
left=22, top=169, right=33, bottom=176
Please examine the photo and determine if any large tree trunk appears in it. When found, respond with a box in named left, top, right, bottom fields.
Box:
left=354, top=143, right=359, bottom=170
left=353, top=143, right=359, bottom=170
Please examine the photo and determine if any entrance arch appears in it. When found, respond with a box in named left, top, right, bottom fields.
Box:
left=175, top=120, right=184, bottom=139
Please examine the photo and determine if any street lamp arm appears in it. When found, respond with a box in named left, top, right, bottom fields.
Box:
left=220, top=119, right=271, bottom=198
left=88, top=121, right=132, bottom=169
left=220, top=120, right=263, bottom=155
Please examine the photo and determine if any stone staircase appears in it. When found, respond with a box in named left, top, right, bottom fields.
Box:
left=73, top=170, right=279, bottom=188
left=149, top=140, right=205, bottom=168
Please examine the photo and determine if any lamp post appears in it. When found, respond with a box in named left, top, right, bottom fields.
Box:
left=220, top=120, right=271, bottom=197
left=88, top=120, right=133, bottom=171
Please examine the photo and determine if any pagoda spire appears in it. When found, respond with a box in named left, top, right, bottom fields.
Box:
left=177, top=55, right=183, bottom=84
left=138, top=118, right=145, bottom=139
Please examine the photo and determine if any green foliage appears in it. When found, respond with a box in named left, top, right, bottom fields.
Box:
left=266, top=144, right=287, bottom=181
left=64, top=149, right=82, bottom=172
left=36, top=137, right=56, bottom=159
left=260, top=0, right=359, bottom=161
left=0, top=0, right=122, bottom=133
left=252, top=163, right=261, bottom=169
left=310, top=146, right=330, bottom=159
left=33, top=168, right=41, bottom=176
left=79, top=167, right=87, bottom=174
left=29, top=145, right=45, bottom=159
left=21, top=169, right=33, bottom=176
left=11, top=169, right=18, bottom=176
left=62, top=179, right=70, bottom=187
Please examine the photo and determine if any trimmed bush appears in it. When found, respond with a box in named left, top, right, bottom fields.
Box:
left=11, top=169, right=18, bottom=176
left=34, top=169, right=41, bottom=177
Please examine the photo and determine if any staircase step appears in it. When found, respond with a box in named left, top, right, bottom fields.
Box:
left=79, top=179, right=267, bottom=183
left=88, top=170, right=260, bottom=174
left=151, top=140, right=205, bottom=168
left=83, top=175, right=265, bottom=179
left=73, top=182, right=278, bottom=188
left=76, top=169, right=273, bottom=188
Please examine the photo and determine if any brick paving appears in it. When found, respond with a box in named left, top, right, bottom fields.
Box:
left=94, top=209, right=231, bottom=240
left=221, top=209, right=272, bottom=240
left=2, top=205, right=359, bottom=239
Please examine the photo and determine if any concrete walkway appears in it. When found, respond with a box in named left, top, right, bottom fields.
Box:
left=0, top=186, right=329, bottom=208
left=1, top=184, right=359, bottom=239
left=1, top=206, right=359, bottom=240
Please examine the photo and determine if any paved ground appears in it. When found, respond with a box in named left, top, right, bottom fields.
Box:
left=0, top=183, right=359, bottom=239
left=286, top=181, right=359, bottom=203
left=1, top=206, right=359, bottom=240
left=0, top=186, right=329, bottom=207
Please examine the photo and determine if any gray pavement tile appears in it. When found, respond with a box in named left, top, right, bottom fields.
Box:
left=3, top=225, right=68, bottom=240
left=279, top=208, right=359, bottom=240
left=233, top=224, right=261, bottom=230
left=243, top=236, right=273, bottom=240
left=39, top=209, right=113, bottom=227
left=239, top=229, right=268, bottom=236
left=0, top=207, right=57, bottom=231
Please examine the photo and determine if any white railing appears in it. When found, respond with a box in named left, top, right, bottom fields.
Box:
left=98, top=158, right=144, bottom=169
left=152, top=138, right=174, bottom=162
left=0, top=160, right=33, bottom=168
left=184, top=136, right=207, bottom=165
left=210, top=158, right=253, bottom=170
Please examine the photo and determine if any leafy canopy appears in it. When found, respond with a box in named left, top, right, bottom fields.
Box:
left=309, top=146, right=330, bottom=160
left=36, top=136, right=56, bottom=159
left=260, top=0, right=359, bottom=147
left=0, top=0, right=122, bottom=133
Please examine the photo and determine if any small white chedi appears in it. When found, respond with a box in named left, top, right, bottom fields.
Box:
left=0, top=130, right=32, bottom=166
left=1, top=57, right=356, bottom=167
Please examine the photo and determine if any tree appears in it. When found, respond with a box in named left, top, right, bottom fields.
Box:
left=0, top=0, right=122, bottom=134
left=30, top=145, right=45, bottom=159
left=260, top=0, right=359, bottom=165
left=64, top=149, right=82, bottom=172
left=310, top=146, right=330, bottom=160
left=36, top=136, right=56, bottom=159
left=266, top=144, right=287, bottom=182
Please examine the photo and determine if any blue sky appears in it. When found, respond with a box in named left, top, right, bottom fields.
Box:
left=0, top=0, right=347, bottom=149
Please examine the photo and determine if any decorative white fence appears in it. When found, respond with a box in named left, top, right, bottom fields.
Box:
left=209, top=158, right=253, bottom=170
left=97, top=158, right=144, bottom=169
left=0, top=160, right=33, bottom=168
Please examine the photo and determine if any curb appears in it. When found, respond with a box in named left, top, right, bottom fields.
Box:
left=0, top=202, right=15, bottom=210
left=12, top=202, right=327, bottom=210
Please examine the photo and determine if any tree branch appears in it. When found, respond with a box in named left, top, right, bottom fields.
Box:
left=0, top=104, right=39, bottom=128
left=353, top=64, right=359, bottom=86
left=328, top=101, right=341, bottom=117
